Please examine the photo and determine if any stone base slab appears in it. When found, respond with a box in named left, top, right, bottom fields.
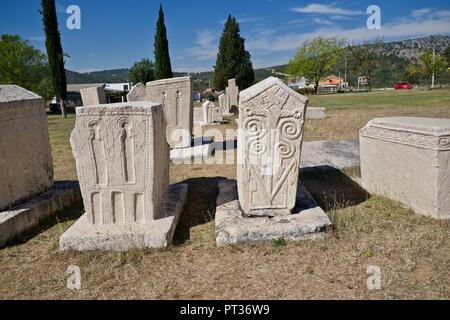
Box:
left=215, top=180, right=332, bottom=246
left=301, top=140, right=360, bottom=170
left=170, top=137, right=215, bottom=162
left=306, top=107, right=327, bottom=120
left=0, top=181, right=82, bottom=248
left=59, top=184, right=188, bottom=251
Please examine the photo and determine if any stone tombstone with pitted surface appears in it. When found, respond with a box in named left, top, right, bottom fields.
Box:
left=226, top=79, right=239, bottom=112
left=360, top=117, right=450, bottom=220
left=237, top=77, right=308, bottom=217
left=0, top=85, right=54, bottom=211
left=60, top=102, right=188, bottom=251
left=127, top=77, right=193, bottom=149
left=218, top=94, right=227, bottom=114
left=80, top=86, right=107, bottom=106
left=202, top=101, right=222, bottom=124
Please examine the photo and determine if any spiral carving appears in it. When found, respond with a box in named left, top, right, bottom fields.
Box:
left=277, top=141, right=295, bottom=159
left=244, top=117, right=265, bottom=137
left=248, top=138, right=266, bottom=156
left=279, top=118, right=302, bottom=140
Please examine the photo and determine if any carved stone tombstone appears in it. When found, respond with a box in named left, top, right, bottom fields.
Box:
left=202, top=101, right=222, bottom=124
left=218, top=94, right=228, bottom=114
left=237, top=77, right=308, bottom=217
left=226, top=79, right=239, bottom=112
left=80, top=86, right=107, bottom=106
left=0, top=85, right=54, bottom=211
left=127, top=77, right=193, bottom=149
left=60, top=102, right=188, bottom=251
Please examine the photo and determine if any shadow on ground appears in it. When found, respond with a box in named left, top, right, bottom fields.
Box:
left=300, top=166, right=370, bottom=212
left=173, top=177, right=228, bottom=245
left=4, top=182, right=84, bottom=248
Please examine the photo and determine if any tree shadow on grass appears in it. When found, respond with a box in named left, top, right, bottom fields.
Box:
left=173, top=177, right=228, bottom=245
left=300, top=165, right=370, bottom=212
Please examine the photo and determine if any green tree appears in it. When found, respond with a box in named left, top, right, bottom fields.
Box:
left=41, top=0, right=68, bottom=118
left=154, top=4, right=173, bottom=80
left=420, top=50, right=448, bottom=88
left=0, top=34, right=54, bottom=99
left=214, top=15, right=255, bottom=90
left=404, top=63, right=422, bottom=85
left=129, top=59, right=155, bottom=85
left=287, top=37, right=343, bottom=94
left=347, top=38, right=385, bottom=91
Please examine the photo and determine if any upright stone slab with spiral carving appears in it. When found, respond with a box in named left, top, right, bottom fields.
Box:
left=237, top=77, right=308, bottom=217
left=60, top=102, right=188, bottom=251
left=360, top=117, right=450, bottom=220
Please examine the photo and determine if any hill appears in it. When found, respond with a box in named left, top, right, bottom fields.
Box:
left=66, top=35, right=450, bottom=89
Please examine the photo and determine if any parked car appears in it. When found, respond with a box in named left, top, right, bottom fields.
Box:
left=394, top=82, right=413, bottom=90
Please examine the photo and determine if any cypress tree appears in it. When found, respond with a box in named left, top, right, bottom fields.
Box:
left=214, top=15, right=255, bottom=90
left=41, top=0, right=67, bottom=118
left=154, top=4, right=173, bottom=80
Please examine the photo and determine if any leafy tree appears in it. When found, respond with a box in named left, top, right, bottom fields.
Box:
left=41, top=0, right=68, bottom=118
left=347, top=38, right=385, bottom=91
left=129, top=59, right=155, bottom=85
left=0, top=34, right=54, bottom=99
left=420, top=50, right=448, bottom=88
left=444, top=46, right=450, bottom=66
left=287, top=37, right=343, bottom=94
left=154, top=4, right=173, bottom=80
left=214, top=15, right=255, bottom=90
left=404, top=63, right=422, bottom=85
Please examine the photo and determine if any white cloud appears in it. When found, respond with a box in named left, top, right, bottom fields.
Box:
left=411, top=8, right=432, bottom=17
left=313, top=18, right=334, bottom=26
left=28, top=36, right=45, bottom=42
left=184, top=29, right=218, bottom=61
left=249, top=16, right=450, bottom=52
left=290, top=4, right=365, bottom=16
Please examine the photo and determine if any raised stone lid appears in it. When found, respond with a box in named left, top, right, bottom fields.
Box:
left=75, top=101, right=162, bottom=115
left=240, top=76, right=308, bottom=105
left=0, top=85, right=42, bottom=103
left=361, top=117, right=450, bottom=150
left=367, top=117, right=450, bottom=135
left=145, top=76, right=191, bottom=86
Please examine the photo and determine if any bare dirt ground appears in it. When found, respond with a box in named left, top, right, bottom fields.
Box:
left=0, top=89, right=449, bottom=300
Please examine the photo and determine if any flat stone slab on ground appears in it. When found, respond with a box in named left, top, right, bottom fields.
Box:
left=0, top=181, right=82, bottom=248
left=170, top=137, right=216, bottom=162
left=215, top=180, right=332, bottom=246
left=306, top=107, right=327, bottom=120
left=60, top=184, right=188, bottom=251
left=301, top=140, right=360, bottom=170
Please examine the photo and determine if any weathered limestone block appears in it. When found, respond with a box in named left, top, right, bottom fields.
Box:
left=61, top=102, right=187, bottom=250
left=237, top=77, right=308, bottom=217
left=126, top=82, right=146, bottom=102
left=202, top=101, right=222, bottom=124
left=70, top=102, right=169, bottom=225
left=0, top=85, right=54, bottom=211
left=306, top=107, right=327, bottom=120
left=218, top=94, right=228, bottom=114
left=360, top=117, right=450, bottom=220
left=80, top=86, right=107, bottom=106
left=127, top=77, right=194, bottom=149
left=226, top=79, right=239, bottom=112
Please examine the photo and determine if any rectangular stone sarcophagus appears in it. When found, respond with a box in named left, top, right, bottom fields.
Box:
left=70, top=102, right=169, bottom=225
left=360, top=117, right=450, bottom=220
left=237, top=77, right=308, bottom=217
left=0, top=85, right=54, bottom=211
left=127, top=77, right=193, bottom=149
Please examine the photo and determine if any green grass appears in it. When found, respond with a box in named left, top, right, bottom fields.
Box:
left=308, top=88, right=450, bottom=111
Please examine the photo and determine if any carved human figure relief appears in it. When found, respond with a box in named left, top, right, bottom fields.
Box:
left=70, top=102, right=169, bottom=226
left=237, top=77, right=308, bottom=217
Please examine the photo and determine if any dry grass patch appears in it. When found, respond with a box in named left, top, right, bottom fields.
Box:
left=0, top=92, right=449, bottom=300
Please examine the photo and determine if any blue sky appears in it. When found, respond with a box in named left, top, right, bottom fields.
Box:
left=1, top=0, right=450, bottom=73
